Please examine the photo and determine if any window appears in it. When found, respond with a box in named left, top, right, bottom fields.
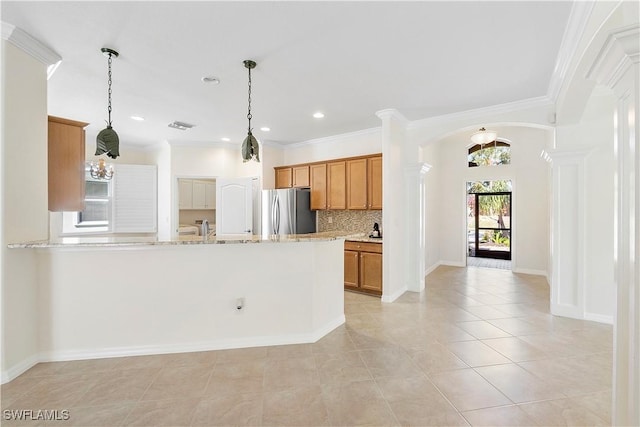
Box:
left=468, top=140, right=511, bottom=167
left=62, top=171, right=112, bottom=234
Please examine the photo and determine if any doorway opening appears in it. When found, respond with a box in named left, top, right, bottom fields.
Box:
left=467, top=180, right=512, bottom=269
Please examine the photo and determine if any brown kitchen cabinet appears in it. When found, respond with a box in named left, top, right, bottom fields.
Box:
left=275, top=167, right=292, bottom=188
left=346, top=158, right=368, bottom=210
left=327, top=161, right=346, bottom=210
left=292, top=165, right=310, bottom=187
left=310, top=163, right=327, bottom=210
left=48, top=115, right=88, bottom=212
left=344, top=241, right=382, bottom=296
left=367, top=156, right=382, bottom=209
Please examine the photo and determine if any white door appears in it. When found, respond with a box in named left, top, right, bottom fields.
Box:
left=216, top=178, right=253, bottom=235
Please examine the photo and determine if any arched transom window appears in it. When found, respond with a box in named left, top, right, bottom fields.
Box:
left=468, top=140, right=511, bottom=167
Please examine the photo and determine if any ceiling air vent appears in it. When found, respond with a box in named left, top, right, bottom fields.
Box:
left=168, top=121, right=195, bottom=130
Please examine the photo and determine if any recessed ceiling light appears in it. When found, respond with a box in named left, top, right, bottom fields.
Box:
left=221, top=137, right=231, bottom=142
left=260, top=127, right=270, bottom=132
left=201, top=76, right=220, bottom=84
left=313, top=112, right=325, bottom=119
left=130, top=116, right=145, bottom=121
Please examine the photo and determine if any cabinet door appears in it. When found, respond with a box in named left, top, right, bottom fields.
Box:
left=178, top=179, right=193, bottom=209
left=344, top=250, right=360, bottom=290
left=346, top=158, right=367, bottom=210
left=293, top=165, right=310, bottom=188
left=367, top=156, right=383, bottom=209
left=360, top=252, right=383, bottom=294
left=192, top=180, right=206, bottom=209
left=275, top=168, right=292, bottom=188
left=310, top=164, right=327, bottom=210
left=326, top=161, right=346, bottom=210
left=205, top=181, right=216, bottom=209
left=48, top=116, right=88, bottom=212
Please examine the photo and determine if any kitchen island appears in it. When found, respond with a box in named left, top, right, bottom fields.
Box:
left=5, top=233, right=352, bottom=380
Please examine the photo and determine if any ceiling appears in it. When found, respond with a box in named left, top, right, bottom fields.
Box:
left=2, top=1, right=573, bottom=149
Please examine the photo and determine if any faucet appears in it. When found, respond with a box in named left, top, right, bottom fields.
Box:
left=201, top=219, right=209, bottom=239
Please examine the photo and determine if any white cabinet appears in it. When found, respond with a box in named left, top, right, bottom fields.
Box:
left=112, top=164, right=157, bottom=233
left=192, top=180, right=216, bottom=209
left=179, top=179, right=216, bottom=210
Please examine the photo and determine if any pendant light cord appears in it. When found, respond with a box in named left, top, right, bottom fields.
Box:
left=247, top=66, right=252, bottom=132
left=107, top=52, right=113, bottom=127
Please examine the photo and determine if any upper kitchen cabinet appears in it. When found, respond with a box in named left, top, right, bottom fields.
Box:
left=192, top=180, right=216, bottom=209
left=327, top=161, right=346, bottom=210
left=346, top=158, right=367, bottom=210
left=310, top=164, right=327, bottom=210
left=48, top=116, right=88, bottom=212
left=275, top=167, right=292, bottom=189
left=178, top=179, right=193, bottom=209
left=367, top=156, right=382, bottom=209
left=292, top=165, right=310, bottom=188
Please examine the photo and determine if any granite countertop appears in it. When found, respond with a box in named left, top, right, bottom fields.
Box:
left=7, top=231, right=381, bottom=249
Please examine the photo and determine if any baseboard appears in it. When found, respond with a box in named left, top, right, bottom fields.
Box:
left=584, top=312, right=614, bottom=325
left=1, top=354, right=39, bottom=384
left=512, top=267, right=548, bottom=276
left=424, top=262, right=441, bottom=277
left=5, top=316, right=347, bottom=379
left=439, top=260, right=466, bottom=268
left=381, top=286, right=407, bottom=303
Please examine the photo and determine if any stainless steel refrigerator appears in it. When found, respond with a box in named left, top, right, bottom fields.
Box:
left=261, top=188, right=316, bottom=236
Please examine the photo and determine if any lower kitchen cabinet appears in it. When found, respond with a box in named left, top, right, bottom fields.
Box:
left=344, top=241, right=382, bottom=296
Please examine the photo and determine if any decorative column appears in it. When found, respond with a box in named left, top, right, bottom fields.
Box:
left=403, top=163, right=431, bottom=292
left=376, top=109, right=409, bottom=302
left=587, top=24, right=640, bottom=426
left=548, top=148, right=591, bottom=320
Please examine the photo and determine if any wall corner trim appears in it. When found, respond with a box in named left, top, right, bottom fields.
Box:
left=1, top=21, right=61, bottom=68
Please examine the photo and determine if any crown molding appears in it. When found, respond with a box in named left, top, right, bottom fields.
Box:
left=547, top=1, right=595, bottom=102
left=586, top=24, right=640, bottom=89
left=166, top=139, right=239, bottom=151
left=407, top=96, right=553, bottom=130
left=1, top=21, right=61, bottom=69
left=284, top=127, right=380, bottom=149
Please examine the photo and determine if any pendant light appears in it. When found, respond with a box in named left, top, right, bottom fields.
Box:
left=470, top=127, right=498, bottom=146
left=95, top=48, right=120, bottom=159
left=241, top=59, right=260, bottom=163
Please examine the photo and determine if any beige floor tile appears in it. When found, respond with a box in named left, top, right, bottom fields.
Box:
left=518, top=398, right=610, bottom=426
left=314, top=351, right=372, bottom=385
left=266, top=343, right=313, bottom=359
left=475, top=363, right=565, bottom=403
left=161, top=350, right=218, bottom=367
left=263, top=355, right=319, bottom=391
left=311, top=330, right=357, bottom=354
left=424, top=323, right=477, bottom=343
left=57, top=357, right=126, bottom=375
left=67, top=403, right=135, bottom=426
left=140, top=364, right=212, bottom=401
left=8, top=373, right=104, bottom=410
left=73, top=368, right=160, bottom=407
left=388, top=398, right=469, bottom=426
left=446, top=341, right=511, bottom=367
left=19, top=362, right=68, bottom=378
left=205, top=359, right=265, bottom=396
left=358, top=347, right=422, bottom=378
left=347, top=327, right=397, bottom=350
left=113, top=354, right=173, bottom=370
left=481, top=337, right=548, bottom=362
left=1, top=375, right=42, bottom=408
left=121, top=397, right=199, bottom=426
left=430, top=369, right=511, bottom=412
left=488, top=318, right=546, bottom=336
left=456, top=320, right=512, bottom=339
left=375, top=375, right=441, bottom=402
left=262, top=385, right=329, bottom=426
left=191, top=392, right=263, bottom=426
left=321, top=380, right=398, bottom=426
left=215, top=346, right=268, bottom=363
left=408, top=343, right=468, bottom=375
left=461, top=404, right=538, bottom=426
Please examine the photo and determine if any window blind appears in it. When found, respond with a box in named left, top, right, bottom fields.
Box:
left=112, top=164, right=157, bottom=233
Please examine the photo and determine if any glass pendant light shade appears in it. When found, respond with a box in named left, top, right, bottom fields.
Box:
left=95, top=48, right=120, bottom=159
left=470, top=127, right=498, bottom=145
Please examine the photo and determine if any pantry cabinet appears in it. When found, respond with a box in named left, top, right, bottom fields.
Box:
left=310, top=163, right=327, bottom=210
left=346, top=158, right=368, bottom=210
left=327, top=161, right=346, bottom=210
left=48, top=116, right=88, bottom=212
left=367, top=156, right=383, bottom=209
left=179, top=179, right=216, bottom=209
left=344, top=241, right=383, bottom=296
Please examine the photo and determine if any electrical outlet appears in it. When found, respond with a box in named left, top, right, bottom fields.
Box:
left=328, top=216, right=333, bottom=224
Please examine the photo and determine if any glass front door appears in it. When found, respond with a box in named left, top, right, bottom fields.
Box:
left=467, top=191, right=511, bottom=260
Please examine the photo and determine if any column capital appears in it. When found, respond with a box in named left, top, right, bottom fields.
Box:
left=548, top=147, right=594, bottom=164
left=375, top=108, right=409, bottom=124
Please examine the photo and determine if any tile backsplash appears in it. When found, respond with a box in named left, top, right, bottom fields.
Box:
left=317, top=210, right=382, bottom=234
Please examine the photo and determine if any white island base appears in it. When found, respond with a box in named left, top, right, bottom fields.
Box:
left=31, top=238, right=344, bottom=366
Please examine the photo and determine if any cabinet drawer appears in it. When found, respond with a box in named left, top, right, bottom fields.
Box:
left=345, top=241, right=382, bottom=253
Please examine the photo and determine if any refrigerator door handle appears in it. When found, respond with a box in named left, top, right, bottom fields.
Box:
left=274, top=195, right=280, bottom=234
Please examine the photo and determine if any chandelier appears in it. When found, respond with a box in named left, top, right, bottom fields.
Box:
left=89, top=158, right=114, bottom=180
left=241, top=59, right=260, bottom=162
left=470, top=127, right=498, bottom=145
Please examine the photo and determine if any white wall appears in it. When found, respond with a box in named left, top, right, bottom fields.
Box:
left=282, top=128, right=381, bottom=165
left=421, top=143, right=441, bottom=274
left=423, top=125, right=551, bottom=273
left=261, top=143, right=284, bottom=190
left=1, top=41, right=48, bottom=379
